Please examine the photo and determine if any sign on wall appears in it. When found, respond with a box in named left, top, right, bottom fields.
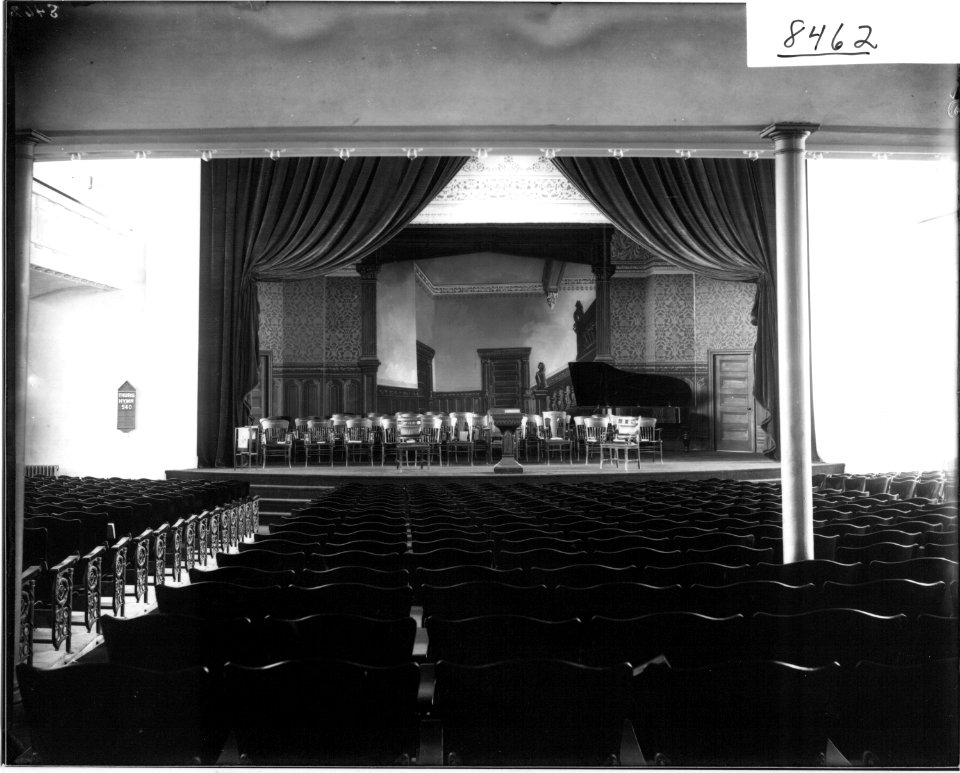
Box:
left=117, top=381, right=136, bottom=432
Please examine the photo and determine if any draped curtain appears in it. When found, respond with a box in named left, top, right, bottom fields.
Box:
left=552, top=157, right=787, bottom=459
left=198, top=155, right=467, bottom=467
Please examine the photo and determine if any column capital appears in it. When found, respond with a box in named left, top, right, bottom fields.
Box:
left=15, top=129, right=51, bottom=147
left=356, top=260, right=380, bottom=281
left=591, top=262, right=616, bottom=281
left=760, top=122, right=820, bottom=145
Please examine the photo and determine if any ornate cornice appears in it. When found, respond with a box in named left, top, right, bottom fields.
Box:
left=28, top=264, right=118, bottom=291
left=609, top=230, right=690, bottom=275
left=415, top=263, right=595, bottom=297
left=413, top=154, right=608, bottom=224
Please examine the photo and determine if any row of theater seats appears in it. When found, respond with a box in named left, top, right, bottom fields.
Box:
left=816, top=470, right=951, bottom=501
left=17, top=475, right=957, bottom=766
left=19, top=475, right=255, bottom=660
left=161, top=574, right=956, bottom=621
left=18, top=613, right=957, bottom=767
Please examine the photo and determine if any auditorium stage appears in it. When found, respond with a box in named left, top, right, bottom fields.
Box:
left=168, top=451, right=845, bottom=486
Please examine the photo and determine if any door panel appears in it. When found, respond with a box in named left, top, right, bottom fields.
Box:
left=712, top=351, right=756, bottom=452
left=479, top=348, right=531, bottom=410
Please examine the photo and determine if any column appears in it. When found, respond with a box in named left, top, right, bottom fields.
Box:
left=356, top=260, right=381, bottom=413
left=760, top=122, right=819, bottom=564
left=591, top=245, right=616, bottom=364
left=6, top=131, right=46, bottom=714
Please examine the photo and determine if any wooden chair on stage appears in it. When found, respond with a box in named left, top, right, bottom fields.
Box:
left=636, top=417, right=664, bottom=463
left=259, top=417, right=292, bottom=468
left=444, top=412, right=477, bottom=465
left=600, top=415, right=640, bottom=470
left=582, top=416, right=608, bottom=465
left=344, top=417, right=375, bottom=466
left=395, top=414, right=431, bottom=469
left=542, top=411, right=573, bottom=464
left=303, top=419, right=334, bottom=467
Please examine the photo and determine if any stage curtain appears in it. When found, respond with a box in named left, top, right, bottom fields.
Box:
left=198, top=155, right=467, bottom=467
left=552, top=156, right=797, bottom=459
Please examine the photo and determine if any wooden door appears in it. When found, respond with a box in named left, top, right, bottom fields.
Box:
left=711, top=350, right=756, bottom=452
left=479, top=348, right=531, bottom=410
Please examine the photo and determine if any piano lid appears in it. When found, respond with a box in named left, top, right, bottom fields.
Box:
left=568, top=361, right=693, bottom=408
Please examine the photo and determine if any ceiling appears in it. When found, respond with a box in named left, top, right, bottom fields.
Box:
left=11, top=2, right=956, bottom=161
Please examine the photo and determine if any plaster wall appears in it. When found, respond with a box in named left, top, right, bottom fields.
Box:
left=377, top=262, right=418, bottom=388
left=430, top=289, right=588, bottom=392
left=415, top=277, right=436, bottom=349
left=26, top=160, right=200, bottom=477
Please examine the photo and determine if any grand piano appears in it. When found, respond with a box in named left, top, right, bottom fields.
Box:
left=567, top=362, right=693, bottom=430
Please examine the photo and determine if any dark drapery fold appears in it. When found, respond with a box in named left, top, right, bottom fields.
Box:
left=198, top=155, right=467, bottom=467
left=553, top=157, right=800, bottom=460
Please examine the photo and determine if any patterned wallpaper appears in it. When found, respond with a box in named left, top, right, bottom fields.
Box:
left=694, top=277, right=758, bottom=361
left=652, top=274, right=695, bottom=362
left=610, top=277, right=646, bottom=362
left=257, top=282, right=284, bottom=365
left=611, top=274, right=755, bottom=366
left=324, top=277, right=361, bottom=363
left=283, top=278, right=326, bottom=362
left=256, top=276, right=361, bottom=365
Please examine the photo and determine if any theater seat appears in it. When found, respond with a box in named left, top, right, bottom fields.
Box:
left=224, top=659, right=421, bottom=766
left=434, top=659, right=636, bottom=766
left=17, top=662, right=227, bottom=766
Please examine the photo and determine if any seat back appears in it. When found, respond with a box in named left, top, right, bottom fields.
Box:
left=397, top=415, right=423, bottom=441
left=426, top=614, right=584, bottom=663
left=259, top=613, right=417, bottom=665
left=542, top=411, right=568, bottom=440
left=435, top=659, right=632, bottom=766
left=635, top=659, right=841, bottom=767
left=224, top=659, right=421, bottom=766
left=751, top=607, right=909, bottom=667
left=17, top=662, right=226, bottom=765
left=636, top=417, right=658, bottom=442
left=260, top=418, right=289, bottom=444
left=583, top=416, right=608, bottom=443
left=101, top=612, right=254, bottom=672
left=588, top=612, right=746, bottom=668
left=611, top=415, right=639, bottom=441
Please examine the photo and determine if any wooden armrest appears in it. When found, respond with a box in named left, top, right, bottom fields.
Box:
left=82, top=544, right=107, bottom=562
left=416, top=719, right=444, bottom=766
left=619, top=719, right=648, bottom=766
left=112, top=535, right=131, bottom=551
left=134, top=528, right=153, bottom=541
left=21, top=565, right=41, bottom=583
left=49, top=553, right=80, bottom=574
left=417, top=662, right=436, bottom=713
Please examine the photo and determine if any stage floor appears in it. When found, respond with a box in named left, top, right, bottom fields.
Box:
left=168, top=451, right=845, bottom=485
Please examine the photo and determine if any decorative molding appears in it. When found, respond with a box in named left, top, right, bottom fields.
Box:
left=609, top=230, right=690, bottom=275
left=415, top=263, right=595, bottom=297
left=28, top=264, right=118, bottom=291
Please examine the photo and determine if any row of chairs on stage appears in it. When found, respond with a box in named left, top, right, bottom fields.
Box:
left=234, top=410, right=664, bottom=468
left=18, top=475, right=257, bottom=663
left=17, top=617, right=957, bottom=767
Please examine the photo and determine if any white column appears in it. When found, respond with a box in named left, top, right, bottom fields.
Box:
left=760, top=122, right=818, bottom=564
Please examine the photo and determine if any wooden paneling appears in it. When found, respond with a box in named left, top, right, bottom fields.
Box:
left=433, top=391, right=485, bottom=414
left=377, top=385, right=419, bottom=415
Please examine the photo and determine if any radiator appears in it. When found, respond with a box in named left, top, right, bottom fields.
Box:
left=25, top=465, right=59, bottom=478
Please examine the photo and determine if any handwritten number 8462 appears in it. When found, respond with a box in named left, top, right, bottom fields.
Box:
left=783, top=20, right=877, bottom=52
